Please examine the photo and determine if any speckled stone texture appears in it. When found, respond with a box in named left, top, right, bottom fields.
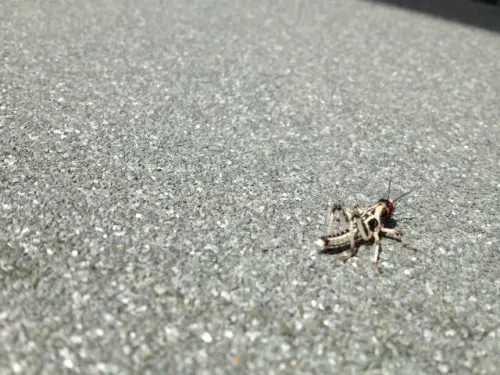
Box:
left=1, top=0, right=500, bottom=374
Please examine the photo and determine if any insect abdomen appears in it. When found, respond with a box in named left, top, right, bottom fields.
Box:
left=316, top=230, right=363, bottom=251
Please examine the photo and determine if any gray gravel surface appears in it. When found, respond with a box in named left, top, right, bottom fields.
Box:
left=1, top=1, right=500, bottom=374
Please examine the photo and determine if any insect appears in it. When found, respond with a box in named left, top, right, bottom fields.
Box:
left=316, top=180, right=416, bottom=273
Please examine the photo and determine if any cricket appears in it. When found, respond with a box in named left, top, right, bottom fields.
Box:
left=316, top=180, right=416, bottom=273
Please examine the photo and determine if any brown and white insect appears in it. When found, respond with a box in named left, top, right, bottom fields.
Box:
left=316, top=181, right=416, bottom=273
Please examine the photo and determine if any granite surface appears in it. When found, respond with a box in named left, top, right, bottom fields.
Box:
left=1, top=0, right=500, bottom=374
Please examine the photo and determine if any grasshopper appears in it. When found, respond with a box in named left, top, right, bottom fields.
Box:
left=316, top=181, right=416, bottom=273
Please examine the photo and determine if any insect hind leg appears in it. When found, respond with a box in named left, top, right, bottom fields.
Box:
left=327, top=201, right=352, bottom=235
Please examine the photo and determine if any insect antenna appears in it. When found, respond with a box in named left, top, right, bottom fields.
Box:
left=393, top=187, right=417, bottom=203
left=387, top=178, right=392, bottom=200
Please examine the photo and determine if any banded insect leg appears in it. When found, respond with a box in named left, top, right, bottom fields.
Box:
left=354, top=214, right=373, bottom=241
left=327, top=201, right=351, bottom=235
left=348, top=214, right=356, bottom=249
left=372, top=229, right=382, bottom=274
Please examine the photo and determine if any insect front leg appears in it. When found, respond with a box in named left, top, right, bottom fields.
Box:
left=380, top=227, right=416, bottom=251
left=372, top=229, right=382, bottom=274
